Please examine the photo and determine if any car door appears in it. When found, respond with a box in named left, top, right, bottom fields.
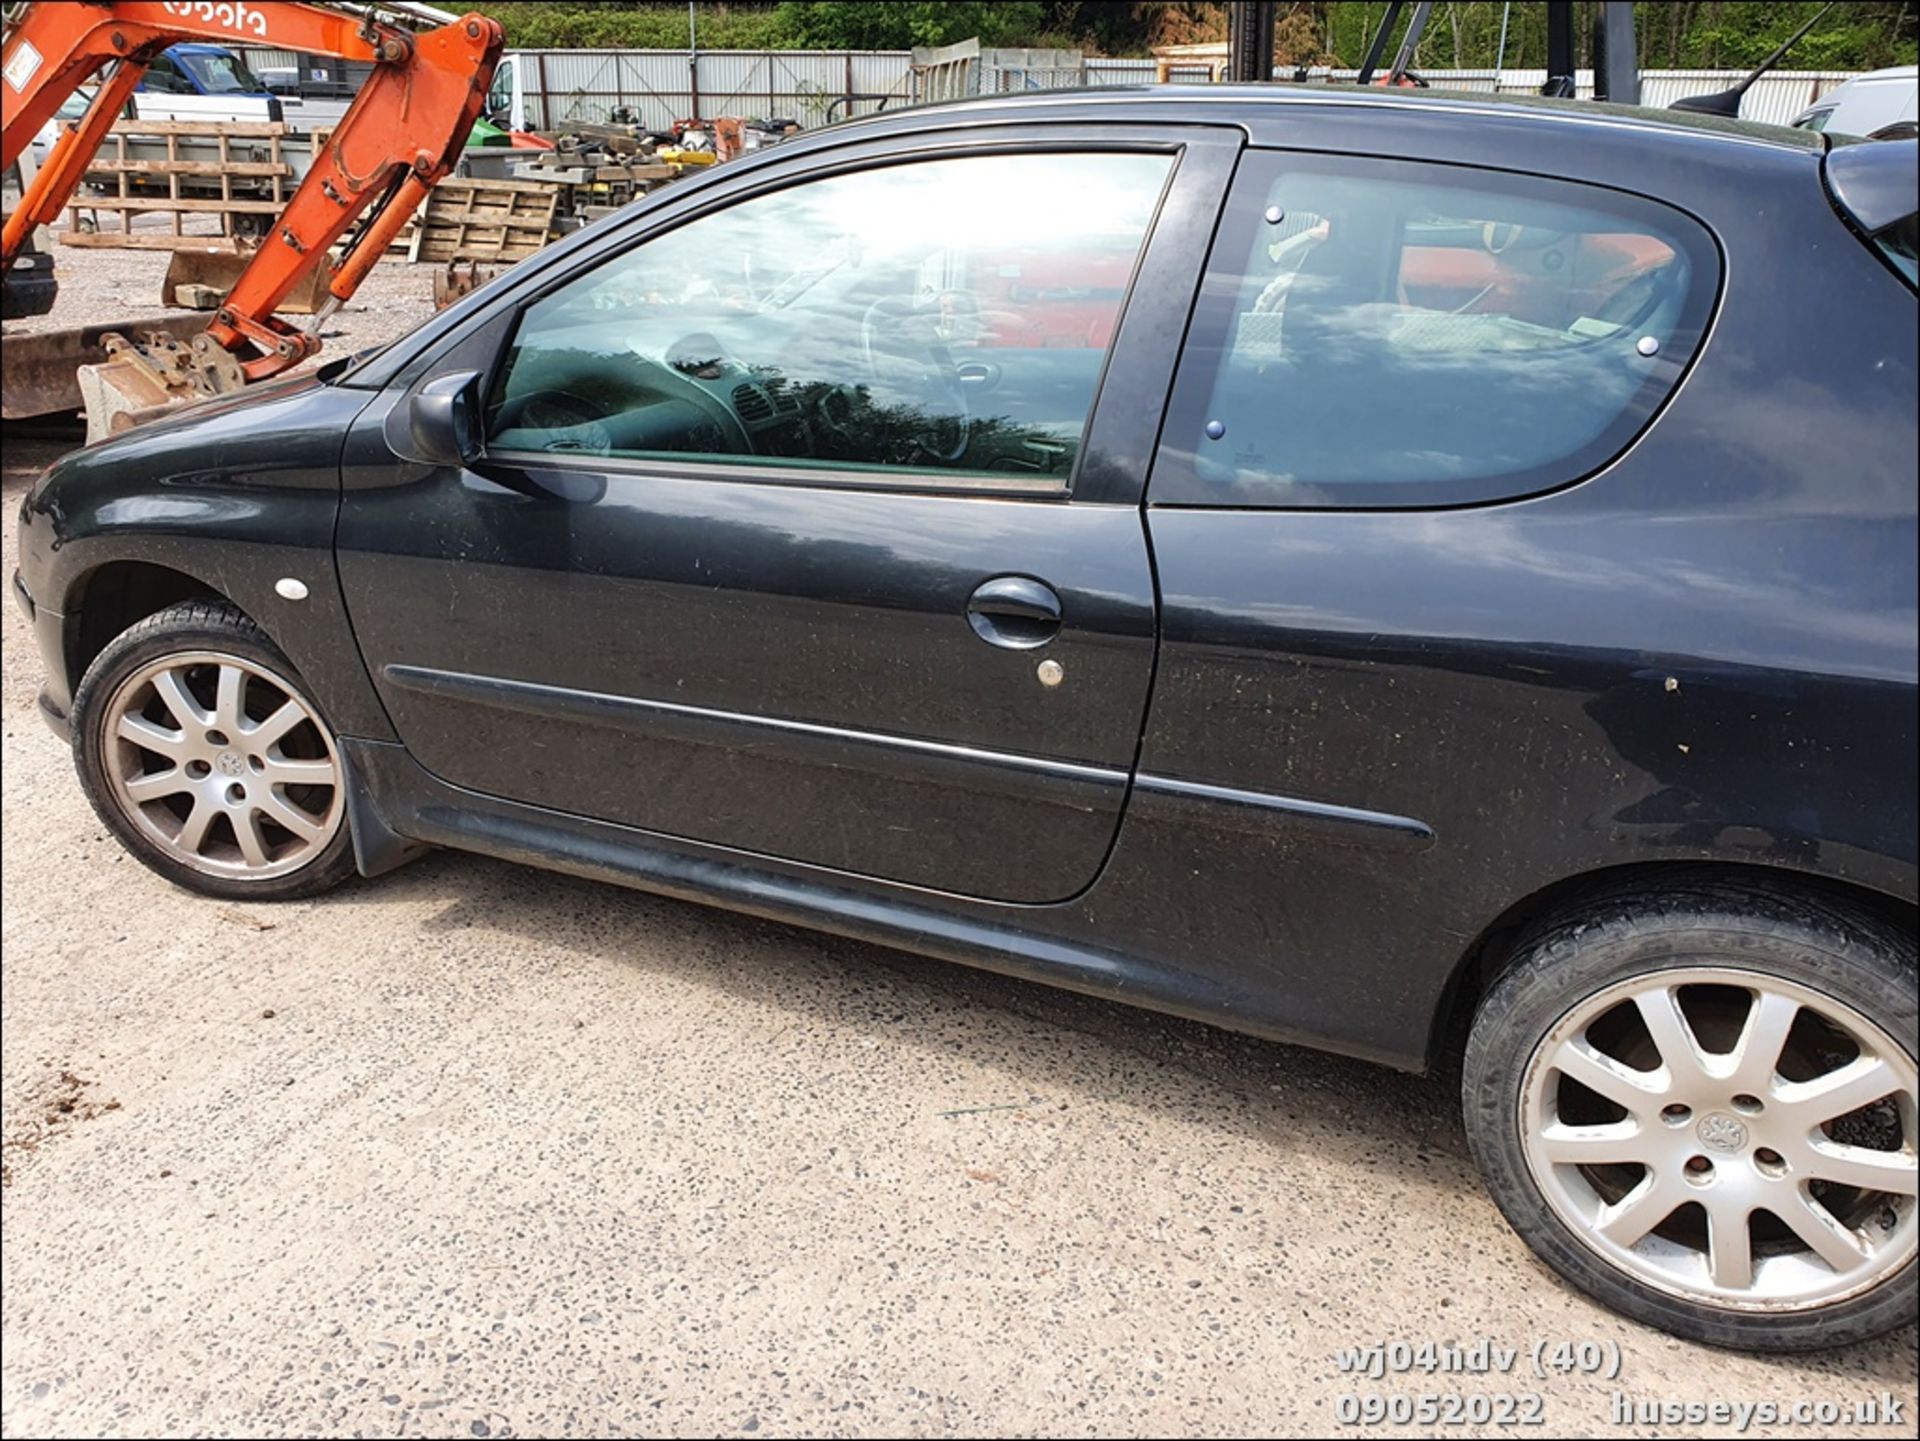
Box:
left=337, top=128, right=1238, bottom=904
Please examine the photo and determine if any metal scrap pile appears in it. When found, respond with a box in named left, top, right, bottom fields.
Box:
left=508, top=125, right=684, bottom=231
left=425, top=115, right=799, bottom=307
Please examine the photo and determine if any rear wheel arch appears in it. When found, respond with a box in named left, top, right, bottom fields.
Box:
left=1455, top=866, right=1915, bottom=1348
left=1429, top=860, right=1918, bottom=1075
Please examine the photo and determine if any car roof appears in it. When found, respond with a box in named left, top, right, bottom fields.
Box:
left=830, top=82, right=1826, bottom=154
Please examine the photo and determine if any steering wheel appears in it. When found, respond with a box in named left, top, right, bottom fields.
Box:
left=493, top=388, right=615, bottom=457
left=860, top=295, right=974, bottom=464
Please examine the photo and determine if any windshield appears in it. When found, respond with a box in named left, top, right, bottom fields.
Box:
left=178, top=50, right=265, bottom=95
left=485, top=58, right=513, bottom=118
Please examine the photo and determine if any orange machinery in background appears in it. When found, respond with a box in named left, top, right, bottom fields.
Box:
left=1, top=1, right=502, bottom=434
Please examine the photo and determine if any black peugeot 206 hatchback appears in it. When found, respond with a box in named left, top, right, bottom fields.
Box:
left=15, top=85, right=1918, bottom=1350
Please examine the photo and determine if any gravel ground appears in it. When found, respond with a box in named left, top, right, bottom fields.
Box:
left=2, top=248, right=1916, bottom=1438
left=3, top=228, right=438, bottom=353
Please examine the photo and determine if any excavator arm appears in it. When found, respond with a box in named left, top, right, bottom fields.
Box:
left=2, top=2, right=501, bottom=428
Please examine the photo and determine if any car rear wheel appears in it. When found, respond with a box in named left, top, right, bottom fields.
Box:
left=1463, top=880, right=1916, bottom=1349
left=71, top=600, right=357, bottom=901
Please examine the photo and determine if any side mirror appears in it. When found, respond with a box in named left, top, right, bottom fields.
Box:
left=389, top=369, right=482, bottom=466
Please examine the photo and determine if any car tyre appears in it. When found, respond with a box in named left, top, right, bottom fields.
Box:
left=1463, top=878, right=1916, bottom=1350
left=71, top=600, right=357, bottom=901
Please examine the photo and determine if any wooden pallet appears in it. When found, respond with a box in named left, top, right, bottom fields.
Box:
left=61, top=120, right=320, bottom=250
left=391, top=177, right=557, bottom=264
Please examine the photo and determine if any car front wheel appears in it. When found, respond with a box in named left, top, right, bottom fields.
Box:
left=1463, top=880, right=1916, bottom=1350
left=70, top=600, right=357, bottom=901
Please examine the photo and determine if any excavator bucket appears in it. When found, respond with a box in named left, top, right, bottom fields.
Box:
left=0, top=314, right=208, bottom=424
left=162, top=247, right=333, bottom=315
left=74, top=327, right=246, bottom=443
left=75, top=342, right=180, bottom=439
left=432, top=259, right=502, bottom=309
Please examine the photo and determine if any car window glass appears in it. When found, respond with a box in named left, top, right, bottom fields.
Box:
left=484, top=151, right=1173, bottom=486
left=1152, top=154, right=1716, bottom=508
left=143, top=55, right=193, bottom=93
left=179, top=50, right=263, bottom=95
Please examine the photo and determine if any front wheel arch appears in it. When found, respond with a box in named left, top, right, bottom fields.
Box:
left=64, top=560, right=223, bottom=697
left=54, top=546, right=395, bottom=745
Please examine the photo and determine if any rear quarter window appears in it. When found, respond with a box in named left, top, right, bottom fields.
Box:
left=1152, top=153, right=1720, bottom=509
left=1868, top=212, right=1919, bottom=287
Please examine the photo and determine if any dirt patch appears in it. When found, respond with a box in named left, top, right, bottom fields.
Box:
left=1, top=1067, right=121, bottom=1187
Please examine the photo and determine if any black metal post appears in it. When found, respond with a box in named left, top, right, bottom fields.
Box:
left=1228, top=0, right=1278, bottom=83
left=1357, top=0, right=1406, bottom=86
left=1543, top=0, right=1577, bottom=97
left=1387, top=2, right=1435, bottom=85
left=1593, top=0, right=1640, bottom=104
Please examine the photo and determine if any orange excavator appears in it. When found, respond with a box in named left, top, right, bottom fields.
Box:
left=1, top=1, right=502, bottom=435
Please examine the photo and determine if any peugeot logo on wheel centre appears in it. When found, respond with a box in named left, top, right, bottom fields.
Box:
left=1697, top=1112, right=1749, bottom=1153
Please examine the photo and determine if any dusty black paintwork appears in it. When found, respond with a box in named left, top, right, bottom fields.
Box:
left=1826, top=136, right=1920, bottom=232
left=18, top=375, right=390, bottom=739
left=17, top=86, right=1917, bottom=1071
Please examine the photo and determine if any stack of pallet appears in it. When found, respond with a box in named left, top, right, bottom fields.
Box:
left=389, top=177, right=559, bottom=264
left=64, top=119, right=315, bottom=251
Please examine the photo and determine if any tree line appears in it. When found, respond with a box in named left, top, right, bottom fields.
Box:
left=494, top=2, right=1917, bottom=71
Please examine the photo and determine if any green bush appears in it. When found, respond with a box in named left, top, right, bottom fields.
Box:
left=498, top=4, right=790, bottom=51
left=495, top=2, right=1052, bottom=53
left=774, top=2, right=1048, bottom=50
left=487, top=1, right=1913, bottom=69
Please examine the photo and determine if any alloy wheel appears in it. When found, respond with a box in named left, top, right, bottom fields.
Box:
left=101, top=650, right=344, bottom=881
left=1520, top=967, right=1917, bottom=1311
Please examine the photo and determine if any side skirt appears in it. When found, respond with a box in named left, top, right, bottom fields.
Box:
left=336, top=736, right=1337, bottom=1055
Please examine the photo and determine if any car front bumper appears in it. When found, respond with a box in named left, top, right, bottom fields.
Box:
left=12, top=569, right=72, bottom=742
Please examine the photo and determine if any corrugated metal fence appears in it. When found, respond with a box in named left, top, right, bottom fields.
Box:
left=1081, top=62, right=1856, bottom=126
left=243, top=46, right=917, bottom=130
left=1633, top=69, right=1854, bottom=122
left=513, top=49, right=916, bottom=130
left=241, top=45, right=1855, bottom=132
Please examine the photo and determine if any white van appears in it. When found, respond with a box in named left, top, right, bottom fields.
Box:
left=1792, top=65, right=1919, bottom=138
